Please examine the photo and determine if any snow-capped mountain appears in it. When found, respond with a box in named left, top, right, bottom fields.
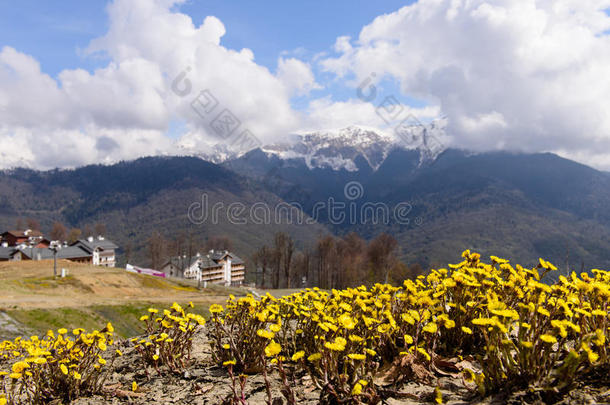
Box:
left=177, top=142, right=238, bottom=165
left=178, top=121, right=448, bottom=172
left=262, top=122, right=448, bottom=172
left=262, top=126, right=397, bottom=172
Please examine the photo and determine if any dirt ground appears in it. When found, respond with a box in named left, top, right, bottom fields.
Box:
left=63, top=326, right=610, bottom=405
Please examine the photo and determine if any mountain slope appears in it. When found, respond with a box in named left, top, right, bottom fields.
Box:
left=3, top=126, right=610, bottom=274
left=0, top=157, right=330, bottom=268
left=224, top=129, right=610, bottom=271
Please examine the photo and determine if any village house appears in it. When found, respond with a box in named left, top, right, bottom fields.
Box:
left=70, top=237, right=119, bottom=267
left=0, top=231, right=118, bottom=267
left=161, top=250, right=245, bottom=286
left=0, top=230, right=50, bottom=248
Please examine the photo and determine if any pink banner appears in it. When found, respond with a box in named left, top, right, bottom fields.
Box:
left=125, top=264, right=166, bottom=278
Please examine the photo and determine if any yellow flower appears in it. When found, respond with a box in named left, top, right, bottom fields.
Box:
left=520, top=341, right=533, bottom=348
left=60, top=364, right=68, bottom=375
left=324, top=337, right=347, bottom=352
left=132, top=381, right=138, bottom=392
left=423, top=322, right=438, bottom=334
left=116, top=349, right=123, bottom=356
left=209, top=304, right=224, bottom=314
left=351, top=382, right=363, bottom=395
left=461, top=326, right=473, bottom=335
left=223, top=360, right=236, bottom=366
left=307, top=353, right=322, bottom=361
left=264, top=340, right=281, bottom=357
left=73, top=372, right=82, bottom=380
left=435, top=387, right=443, bottom=404
left=593, top=329, right=606, bottom=346
left=348, top=353, right=366, bottom=360
left=540, top=334, right=557, bottom=344
left=106, top=323, right=114, bottom=333
left=139, top=315, right=149, bottom=321
left=58, top=328, right=68, bottom=335
left=338, top=313, right=357, bottom=329
left=256, top=329, right=275, bottom=339
left=9, top=373, right=22, bottom=379
left=12, top=361, right=29, bottom=373
left=291, top=351, right=305, bottom=361
left=152, top=355, right=159, bottom=361
left=417, top=347, right=431, bottom=361
left=364, top=348, right=377, bottom=356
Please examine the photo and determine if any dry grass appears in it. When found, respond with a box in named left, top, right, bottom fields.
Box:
left=0, top=260, right=232, bottom=310
left=0, top=260, right=244, bottom=339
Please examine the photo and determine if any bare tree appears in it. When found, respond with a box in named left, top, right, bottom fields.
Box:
left=26, top=218, right=40, bottom=231
left=123, top=241, right=133, bottom=266
left=205, top=236, right=233, bottom=252
left=252, top=246, right=272, bottom=288
left=67, top=228, right=82, bottom=244
left=316, top=235, right=336, bottom=289
left=83, top=225, right=93, bottom=238
left=15, top=217, right=24, bottom=230
left=292, top=249, right=313, bottom=288
left=49, top=222, right=68, bottom=242
left=170, top=231, right=187, bottom=276
left=94, top=222, right=106, bottom=237
left=367, top=233, right=398, bottom=284
left=274, top=232, right=295, bottom=288
left=148, top=231, right=166, bottom=270
left=337, top=232, right=366, bottom=288
left=186, top=230, right=200, bottom=275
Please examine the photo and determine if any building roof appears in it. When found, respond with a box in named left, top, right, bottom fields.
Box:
left=19, top=246, right=92, bottom=260
left=71, top=238, right=119, bottom=253
left=0, top=246, right=16, bottom=259
left=207, top=251, right=244, bottom=265
left=163, top=251, right=244, bottom=271
left=1, top=230, right=44, bottom=238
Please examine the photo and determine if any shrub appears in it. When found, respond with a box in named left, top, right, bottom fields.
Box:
left=0, top=324, right=117, bottom=404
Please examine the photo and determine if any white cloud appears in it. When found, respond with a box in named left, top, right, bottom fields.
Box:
left=0, top=0, right=316, bottom=169
left=277, top=58, right=321, bottom=96
left=320, top=0, right=610, bottom=168
left=2, top=0, right=610, bottom=170
left=303, top=97, right=439, bottom=133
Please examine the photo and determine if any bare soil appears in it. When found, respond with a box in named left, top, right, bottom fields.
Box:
left=68, top=327, right=610, bottom=405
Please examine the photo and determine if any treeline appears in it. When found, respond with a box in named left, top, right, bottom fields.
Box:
left=11, top=217, right=107, bottom=244
left=252, top=232, right=424, bottom=289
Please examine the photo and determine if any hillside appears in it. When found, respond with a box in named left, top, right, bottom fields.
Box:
left=0, top=260, right=239, bottom=339
left=226, top=145, right=610, bottom=270
left=0, top=156, right=330, bottom=269
left=2, top=143, right=610, bottom=273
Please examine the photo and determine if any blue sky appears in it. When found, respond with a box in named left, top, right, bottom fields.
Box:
left=0, top=0, right=417, bottom=116
left=0, top=0, right=411, bottom=78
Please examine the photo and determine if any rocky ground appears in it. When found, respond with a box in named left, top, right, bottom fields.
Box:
left=61, top=326, right=610, bottom=405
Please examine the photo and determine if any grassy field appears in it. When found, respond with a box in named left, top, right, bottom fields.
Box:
left=0, top=260, right=245, bottom=339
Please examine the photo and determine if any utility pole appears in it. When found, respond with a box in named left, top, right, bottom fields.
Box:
left=50, top=241, right=62, bottom=278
